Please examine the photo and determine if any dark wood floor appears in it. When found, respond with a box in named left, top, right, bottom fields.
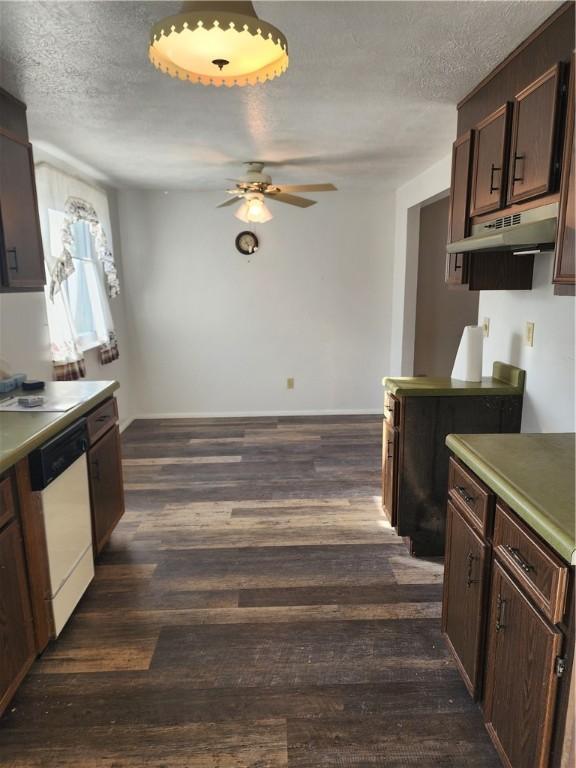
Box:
left=0, top=416, right=500, bottom=767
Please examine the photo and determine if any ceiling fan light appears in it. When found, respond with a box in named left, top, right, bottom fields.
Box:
left=149, top=1, right=289, bottom=87
left=235, top=194, right=273, bottom=223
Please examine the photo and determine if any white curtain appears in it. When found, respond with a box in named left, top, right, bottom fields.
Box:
left=35, top=163, right=119, bottom=375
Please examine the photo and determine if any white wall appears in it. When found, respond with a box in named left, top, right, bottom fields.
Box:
left=0, top=175, right=134, bottom=425
left=117, top=188, right=395, bottom=417
left=479, top=254, right=575, bottom=433
left=390, top=151, right=453, bottom=374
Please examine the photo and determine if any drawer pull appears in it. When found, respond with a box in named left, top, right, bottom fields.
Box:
left=495, top=593, right=506, bottom=632
left=455, top=485, right=475, bottom=504
left=386, top=440, right=394, bottom=460
left=504, top=544, right=534, bottom=573
left=96, top=415, right=110, bottom=422
left=466, top=551, right=479, bottom=588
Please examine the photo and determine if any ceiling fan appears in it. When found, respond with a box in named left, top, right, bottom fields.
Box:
left=217, top=162, right=337, bottom=222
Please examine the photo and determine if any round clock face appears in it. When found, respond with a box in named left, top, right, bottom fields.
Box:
left=236, top=231, right=259, bottom=255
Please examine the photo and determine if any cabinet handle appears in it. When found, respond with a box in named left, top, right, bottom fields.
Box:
left=6, top=248, right=18, bottom=271
left=512, top=154, right=525, bottom=183
left=466, top=551, right=479, bottom=588
left=495, top=593, right=506, bottom=632
left=453, top=254, right=463, bottom=271
left=489, top=163, right=501, bottom=193
left=455, top=485, right=475, bottom=504
left=96, top=415, right=109, bottom=422
left=503, top=544, right=534, bottom=573
left=92, top=459, right=101, bottom=482
left=387, top=440, right=394, bottom=460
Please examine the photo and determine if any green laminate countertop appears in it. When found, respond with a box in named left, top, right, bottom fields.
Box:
left=0, top=380, right=119, bottom=474
left=382, top=361, right=525, bottom=398
left=446, top=432, right=576, bottom=565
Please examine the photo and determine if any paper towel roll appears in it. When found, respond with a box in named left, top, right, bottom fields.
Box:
left=451, top=325, right=484, bottom=382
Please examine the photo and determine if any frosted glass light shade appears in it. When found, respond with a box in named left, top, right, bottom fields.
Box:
left=149, top=1, right=289, bottom=87
left=235, top=195, right=273, bottom=224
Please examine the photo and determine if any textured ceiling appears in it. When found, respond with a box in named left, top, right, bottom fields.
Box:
left=0, top=1, right=563, bottom=190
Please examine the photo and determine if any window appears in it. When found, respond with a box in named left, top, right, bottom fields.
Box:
left=47, top=209, right=112, bottom=352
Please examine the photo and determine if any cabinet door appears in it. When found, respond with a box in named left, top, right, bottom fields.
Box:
left=441, top=500, right=488, bottom=698
left=554, top=54, right=575, bottom=285
left=0, top=520, right=36, bottom=715
left=382, top=420, right=398, bottom=526
left=88, top=425, right=125, bottom=556
left=446, top=132, right=473, bottom=286
left=0, top=132, right=45, bottom=289
left=484, top=560, right=562, bottom=768
left=470, top=103, right=512, bottom=216
left=507, top=64, right=562, bottom=205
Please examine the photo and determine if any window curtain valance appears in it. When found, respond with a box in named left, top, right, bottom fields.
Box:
left=35, top=163, right=120, bottom=300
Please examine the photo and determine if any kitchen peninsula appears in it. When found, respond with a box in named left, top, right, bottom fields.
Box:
left=0, top=380, right=124, bottom=716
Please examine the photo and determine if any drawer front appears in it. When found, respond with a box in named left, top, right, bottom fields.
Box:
left=383, top=392, right=399, bottom=427
left=493, top=503, right=568, bottom=624
left=0, top=475, right=16, bottom=530
left=87, top=398, right=118, bottom=446
left=448, top=458, right=493, bottom=535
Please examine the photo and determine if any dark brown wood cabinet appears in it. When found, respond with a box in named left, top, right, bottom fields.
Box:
left=446, top=132, right=473, bottom=286
left=382, top=419, right=398, bottom=526
left=0, top=89, right=45, bottom=291
left=442, top=499, right=489, bottom=698
left=442, top=455, right=574, bottom=768
left=0, top=517, right=36, bottom=716
left=507, top=64, right=563, bottom=206
left=484, top=560, right=562, bottom=768
left=88, top=422, right=125, bottom=556
left=470, top=103, right=511, bottom=216
left=554, top=53, right=575, bottom=287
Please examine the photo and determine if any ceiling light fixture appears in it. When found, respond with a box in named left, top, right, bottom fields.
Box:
left=235, top=193, right=273, bottom=223
left=149, top=1, right=289, bottom=87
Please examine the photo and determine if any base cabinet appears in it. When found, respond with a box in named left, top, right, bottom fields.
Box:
left=484, top=560, right=562, bottom=768
left=442, top=500, right=489, bottom=698
left=88, top=423, right=124, bottom=556
left=0, top=518, right=36, bottom=716
left=442, top=456, right=573, bottom=768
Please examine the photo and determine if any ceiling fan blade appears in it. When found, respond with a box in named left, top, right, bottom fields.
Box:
left=264, top=192, right=317, bottom=208
left=272, top=183, right=337, bottom=193
left=216, top=196, right=242, bottom=208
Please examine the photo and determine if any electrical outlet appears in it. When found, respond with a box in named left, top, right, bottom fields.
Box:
left=525, top=322, right=535, bottom=347
left=287, top=377, right=295, bottom=390
left=482, top=318, right=490, bottom=338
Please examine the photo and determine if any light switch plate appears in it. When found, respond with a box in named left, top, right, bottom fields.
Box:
left=482, top=318, right=490, bottom=338
left=525, top=322, right=535, bottom=347
left=287, top=377, right=295, bottom=390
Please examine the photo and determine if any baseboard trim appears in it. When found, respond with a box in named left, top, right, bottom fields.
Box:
left=129, top=408, right=382, bottom=420
left=119, top=417, right=134, bottom=433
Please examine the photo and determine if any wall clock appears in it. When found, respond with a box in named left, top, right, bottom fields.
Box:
left=235, top=231, right=259, bottom=255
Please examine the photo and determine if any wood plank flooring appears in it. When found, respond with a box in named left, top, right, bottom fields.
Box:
left=0, top=416, right=500, bottom=767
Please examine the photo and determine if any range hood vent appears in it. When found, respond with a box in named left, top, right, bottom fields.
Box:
left=447, top=202, right=558, bottom=255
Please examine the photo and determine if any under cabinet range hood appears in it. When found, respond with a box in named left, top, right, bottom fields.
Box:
left=447, top=202, right=558, bottom=255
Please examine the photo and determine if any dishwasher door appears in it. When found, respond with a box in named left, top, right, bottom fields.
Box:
left=41, top=454, right=94, bottom=636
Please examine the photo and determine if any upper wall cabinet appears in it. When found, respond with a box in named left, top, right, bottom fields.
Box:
left=507, top=64, right=563, bottom=206
left=446, top=131, right=473, bottom=286
left=0, top=89, right=45, bottom=292
left=470, top=104, right=511, bottom=217
left=554, top=53, right=575, bottom=286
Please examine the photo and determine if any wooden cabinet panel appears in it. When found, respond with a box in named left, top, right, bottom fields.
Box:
left=493, top=503, right=567, bottom=624
left=448, top=457, right=493, bottom=536
left=88, top=424, right=125, bottom=556
left=87, top=397, right=118, bottom=446
left=554, top=54, right=575, bottom=286
left=0, top=519, right=36, bottom=716
left=484, top=560, right=562, bottom=768
left=442, top=500, right=489, bottom=698
left=446, top=132, right=473, bottom=287
left=0, top=131, right=45, bottom=290
left=470, top=103, right=512, bottom=216
left=0, top=475, right=16, bottom=530
left=507, top=64, right=562, bottom=205
left=382, top=419, right=398, bottom=527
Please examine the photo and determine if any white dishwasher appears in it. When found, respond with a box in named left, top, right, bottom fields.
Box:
left=29, top=418, right=94, bottom=636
